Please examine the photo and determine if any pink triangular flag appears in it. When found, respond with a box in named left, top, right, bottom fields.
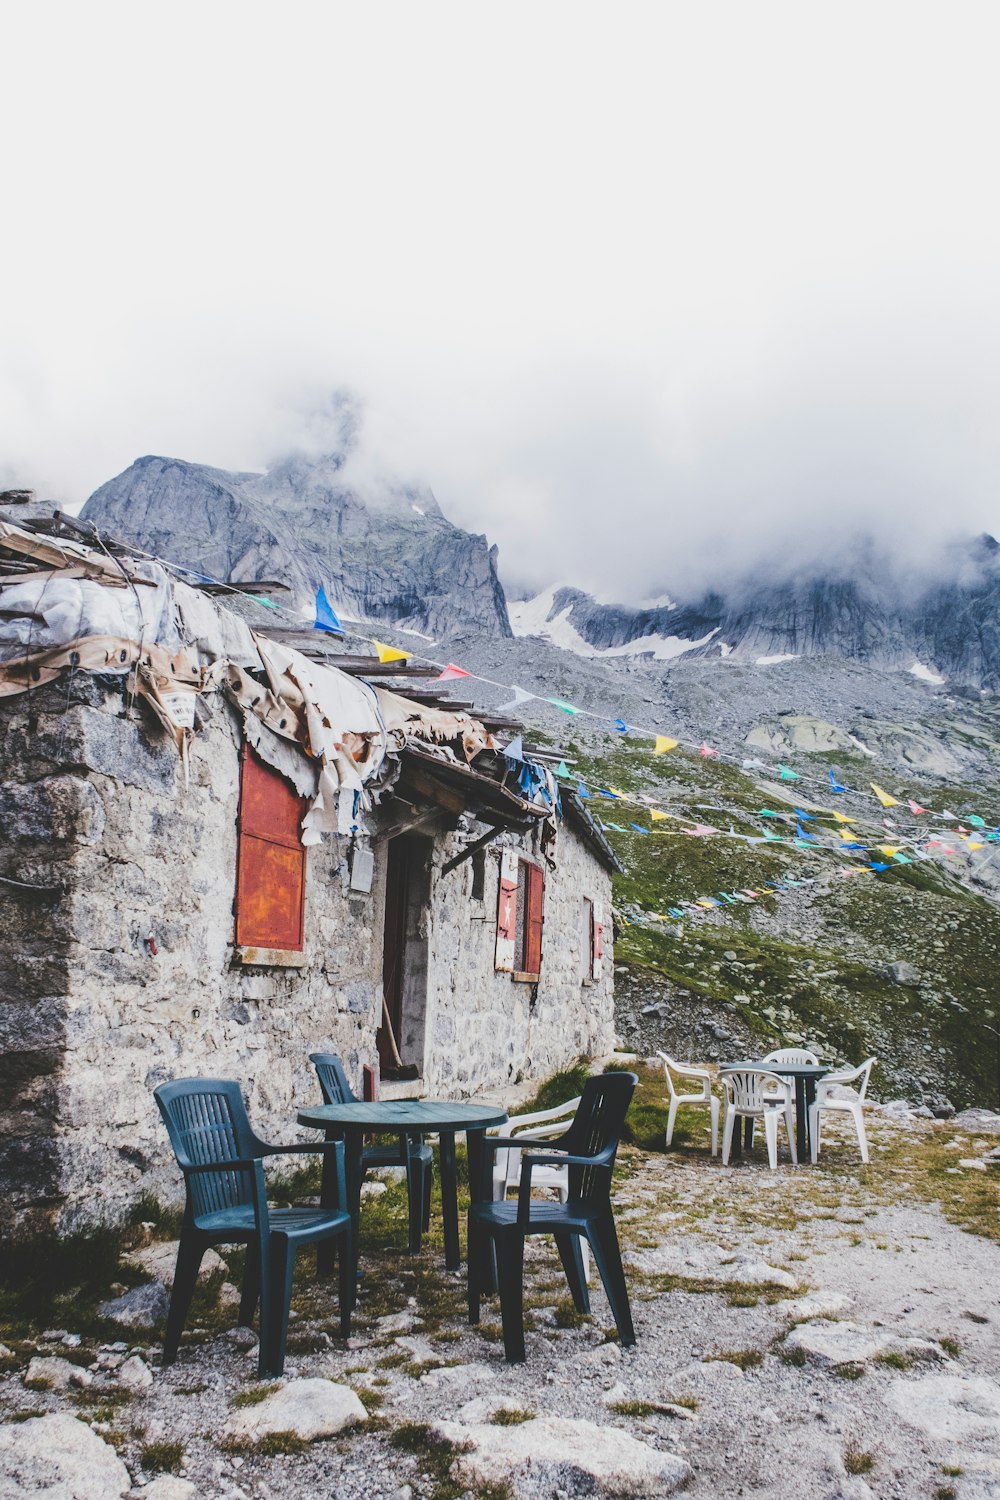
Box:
left=908, top=799, right=927, bottom=815
left=699, top=743, right=719, bottom=758
left=437, top=663, right=471, bottom=680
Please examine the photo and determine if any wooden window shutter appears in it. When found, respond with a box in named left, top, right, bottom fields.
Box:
left=495, top=847, right=518, bottom=971
left=235, top=745, right=307, bottom=951
left=591, top=899, right=604, bottom=980
left=523, top=862, right=545, bottom=976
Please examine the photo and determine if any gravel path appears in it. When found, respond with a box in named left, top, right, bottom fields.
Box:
left=2, top=1108, right=999, bottom=1500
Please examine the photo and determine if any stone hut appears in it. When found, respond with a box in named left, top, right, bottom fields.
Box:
left=0, top=505, right=620, bottom=1234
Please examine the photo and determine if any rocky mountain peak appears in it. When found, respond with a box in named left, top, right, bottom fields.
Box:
left=81, top=452, right=510, bottom=639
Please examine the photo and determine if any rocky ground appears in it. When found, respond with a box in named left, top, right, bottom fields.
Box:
left=2, top=1097, right=999, bottom=1500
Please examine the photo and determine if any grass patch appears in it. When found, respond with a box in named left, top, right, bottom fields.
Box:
left=353, top=1386, right=385, bottom=1410
left=939, top=1336, right=961, bottom=1357
left=832, top=1362, right=865, bottom=1380
left=876, top=1350, right=915, bottom=1370
left=221, top=1431, right=308, bottom=1457
left=553, top=1297, right=589, bottom=1329
left=844, top=1446, right=875, bottom=1475
left=231, top=1384, right=274, bottom=1407
left=491, top=1407, right=535, bottom=1424
left=140, top=1439, right=185, bottom=1473
left=707, top=1349, right=763, bottom=1370
left=781, top=1346, right=807, bottom=1367
left=609, top=1399, right=658, bottom=1417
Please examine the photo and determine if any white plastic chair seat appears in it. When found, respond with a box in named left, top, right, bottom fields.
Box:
left=657, top=1052, right=720, bottom=1156
left=719, top=1068, right=797, bottom=1169
left=809, top=1059, right=877, bottom=1164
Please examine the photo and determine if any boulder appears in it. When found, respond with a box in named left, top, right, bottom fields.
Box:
left=117, top=1355, right=154, bottom=1392
left=124, top=1240, right=225, bottom=1289
left=433, top=1414, right=692, bottom=1497
left=0, top=1413, right=131, bottom=1499
left=139, top=1481, right=197, bottom=1500
left=785, top=1320, right=940, bottom=1367
left=24, top=1355, right=91, bottom=1390
left=885, top=1373, right=1000, bottom=1442
left=776, top=1291, right=853, bottom=1321
left=884, top=961, right=920, bottom=987
left=98, top=1282, right=169, bottom=1329
left=223, top=1378, right=366, bottom=1442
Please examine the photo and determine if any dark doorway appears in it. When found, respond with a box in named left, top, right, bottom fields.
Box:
left=379, top=835, right=431, bottom=1079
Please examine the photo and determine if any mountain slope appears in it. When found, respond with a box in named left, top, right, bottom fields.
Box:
left=511, top=538, right=1000, bottom=689
left=81, top=453, right=512, bottom=638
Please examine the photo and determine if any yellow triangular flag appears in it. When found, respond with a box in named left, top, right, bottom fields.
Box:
left=654, top=736, right=679, bottom=755
left=609, top=787, right=627, bottom=799
left=650, top=809, right=669, bottom=821
left=880, top=846, right=900, bottom=856
left=373, top=639, right=412, bottom=663
left=870, top=783, right=899, bottom=808
left=839, top=828, right=855, bottom=841
left=832, top=811, right=855, bottom=823
left=968, top=840, right=985, bottom=851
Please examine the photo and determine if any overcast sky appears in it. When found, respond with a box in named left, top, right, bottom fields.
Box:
left=4, top=2, right=1000, bottom=597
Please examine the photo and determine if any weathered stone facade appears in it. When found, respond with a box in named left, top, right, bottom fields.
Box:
left=0, top=677, right=614, bottom=1235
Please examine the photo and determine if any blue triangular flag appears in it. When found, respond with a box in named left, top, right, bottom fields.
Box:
left=314, top=585, right=343, bottom=634
left=869, top=861, right=890, bottom=872
left=577, top=782, right=591, bottom=799
left=793, top=808, right=815, bottom=820
left=828, top=768, right=847, bottom=793
left=629, top=823, right=650, bottom=835
left=614, top=718, right=629, bottom=733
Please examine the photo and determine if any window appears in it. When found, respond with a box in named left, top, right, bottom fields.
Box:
left=495, top=848, right=544, bottom=978
left=234, top=745, right=307, bottom=952
left=583, top=898, right=604, bottom=982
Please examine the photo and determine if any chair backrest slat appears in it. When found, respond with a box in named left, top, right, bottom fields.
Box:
left=560, top=1071, right=636, bottom=1203
left=154, top=1078, right=257, bottom=1224
left=721, top=1068, right=787, bottom=1111
left=310, top=1053, right=358, bottom=1106
left=763, top=1047, right=818, bottom=1067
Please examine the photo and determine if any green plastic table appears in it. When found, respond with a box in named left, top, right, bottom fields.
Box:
left=297, top=1098, right=509, bottom=1271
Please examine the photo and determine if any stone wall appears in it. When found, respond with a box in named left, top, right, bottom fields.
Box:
left=0, top=680, right=615, bottom=1235
left=421, top=825, right=615, bottom=1094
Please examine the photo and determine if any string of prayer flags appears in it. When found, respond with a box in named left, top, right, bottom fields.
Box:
left=314, top=585, right=343, bottom=634
left=871, top=783, right=899, bottom=808
left=613, top=718, right=629, bottom=733
left=654, top=736, right=679, bottom=755
left=778, top=764, right=800, bottom=781
left=496, top=685, right=533, bottom=712
left=437, top=662, right=470, bottom=680
left=549, top=698, right=580, bottom=715
left=373, top=639, right=412, bottom=663
left=828, top=769, right=847, bottom=793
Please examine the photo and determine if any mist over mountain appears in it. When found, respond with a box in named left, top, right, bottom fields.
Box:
left=508, top=534, right=1000, bottom=691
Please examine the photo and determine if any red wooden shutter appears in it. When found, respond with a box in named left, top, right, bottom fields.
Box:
left=591, top=899, right=604, bottom=980
left=495, top=847, right=518, bottom=971
left=235, top=745, right=306, bottom=951
left=523, top=862, right=545, bottom=976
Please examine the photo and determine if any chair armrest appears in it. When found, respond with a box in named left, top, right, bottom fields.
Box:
left=181, top=1156, right=262, bottom=1174
left=479, top=1133, right=566, bottom=1153
left=517, top=1151, right=611, bottom=1224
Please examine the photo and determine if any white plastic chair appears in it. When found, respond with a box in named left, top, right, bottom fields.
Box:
left=720, top=1069, right=798, bottom=1169
left=657, top=1052, right=719, bottom=1156
left=762, top=1047, right=819, bottom=1066
left=491, top=1097, right=583, bottom=1199
left=491, top=1096, right=590, bottom=1279
left=808, top=1058, right=877, bottom=1164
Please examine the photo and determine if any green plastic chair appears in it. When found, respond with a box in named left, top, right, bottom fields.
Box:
left=154, top=1077, right=354, bottom=1377
left=468, top=1070, right=638, bottom=1363
left=310, top=1052, right=433, bottom=1252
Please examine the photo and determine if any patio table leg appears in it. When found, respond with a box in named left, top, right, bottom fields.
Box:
left=802, top=1078, right=818, bottom=1159
left=343, top=1126, right=365, bottom=1276
left=317, top=1126, right=341, bottom=1276
left=465, top=1127, right=497, bottom=1292
left=794, top=1078, right=807, bottom=1161
left=439, top=1130, right=460, bottom=1271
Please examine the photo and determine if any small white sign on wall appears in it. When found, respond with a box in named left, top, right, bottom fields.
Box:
left=350, top=846, right=375, bottom=893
